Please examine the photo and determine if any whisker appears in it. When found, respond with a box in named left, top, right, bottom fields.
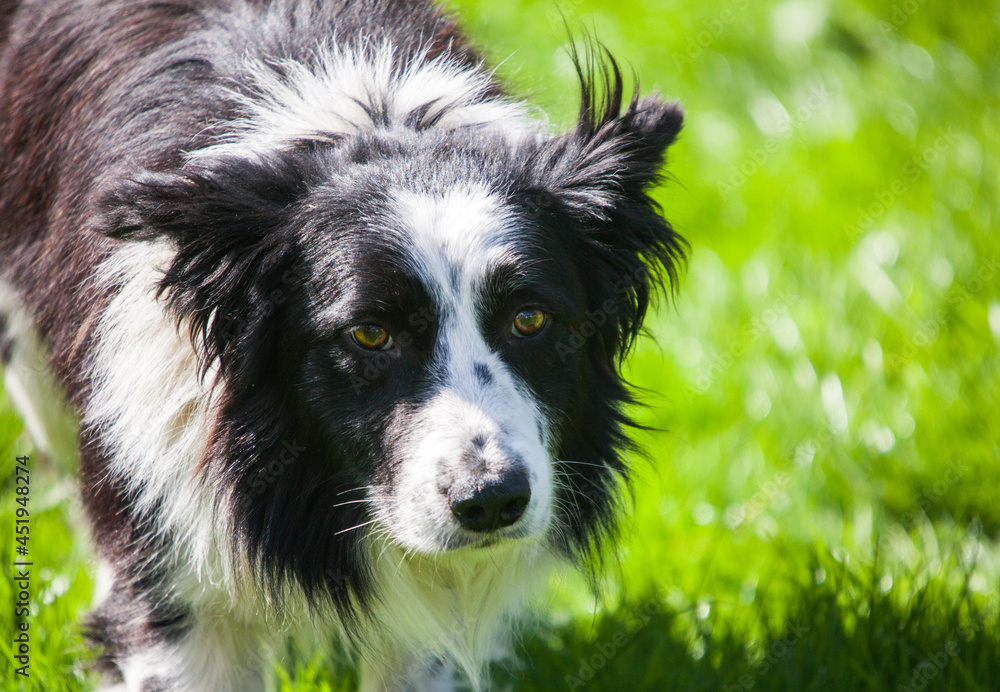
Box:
left=556, top=459, right=627, bottom=475
left=333, top=518, right=379, bottom=536
left=376, top=543, right=392, bottom=565
left=370, top=528, right=395, bottom=568
left=554, top=483, right=596, bottom=504
left=393, top=545, right=415, bottom=583
left=554, top=471, right=612, bottom=500
left=328, top=498, right=372, bottom=510
left=376, top=530, right=396, bottom=562
left=336, top=485, right=379, bottom=497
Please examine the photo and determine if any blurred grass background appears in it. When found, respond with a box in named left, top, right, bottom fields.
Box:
left=2, top=0, right=999, bottom=689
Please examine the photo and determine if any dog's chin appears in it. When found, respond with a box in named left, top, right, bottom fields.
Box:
left=382, top=520, right=549, bottom=557
left=444, top=528, right=538, bottom=553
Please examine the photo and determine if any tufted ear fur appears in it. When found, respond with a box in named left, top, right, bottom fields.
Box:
left=530, top=43, right=686, bottom=363
left=92, top=153, right=320, bottom=380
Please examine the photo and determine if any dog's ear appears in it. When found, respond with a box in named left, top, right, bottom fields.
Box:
left=551, top=50, right=683, bottom=217
left=92, top=154, right=317, bottom=380
left=531, top=45, right=686, bottom=361
left=94, top=155, right=313, bottom=243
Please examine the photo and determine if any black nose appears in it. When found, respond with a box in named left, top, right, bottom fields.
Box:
left=449, top=469, right=531, bottom=533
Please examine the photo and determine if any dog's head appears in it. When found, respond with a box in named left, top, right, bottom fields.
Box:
left=96, top=48, right=683, bottom=606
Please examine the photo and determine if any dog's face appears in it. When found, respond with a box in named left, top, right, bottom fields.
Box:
left=294, top=136, right=595, bottom=553
left=97, top=66, right=683, bottom=601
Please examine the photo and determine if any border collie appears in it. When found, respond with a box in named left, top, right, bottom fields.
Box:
left=0, top=1, right=684, bottom=689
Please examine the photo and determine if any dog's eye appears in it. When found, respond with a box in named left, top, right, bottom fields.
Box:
left=351, top=324, right=392, bottom=350
left=512, top=308, right=547, bottom=337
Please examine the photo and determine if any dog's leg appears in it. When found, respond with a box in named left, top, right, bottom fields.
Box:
left=89, top=571, right=268, bottom=692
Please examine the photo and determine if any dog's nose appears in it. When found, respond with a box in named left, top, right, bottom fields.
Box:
left=449, top=469, right=531, bottom=533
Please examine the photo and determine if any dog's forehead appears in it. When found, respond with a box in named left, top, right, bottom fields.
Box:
left=387, top=184, right=518, bottom=303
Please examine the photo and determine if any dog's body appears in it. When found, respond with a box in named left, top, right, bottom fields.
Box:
left=0, top=1, right=683, bottom=689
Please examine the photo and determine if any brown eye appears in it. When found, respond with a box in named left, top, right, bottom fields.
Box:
left=512, top=308, right=547, bottom=337
left=351, top=324, right=392, bottom=350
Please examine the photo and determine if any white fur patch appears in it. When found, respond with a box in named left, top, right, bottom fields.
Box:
left=86, top=241, right=233, bottom=587
left=190, top=42, right=539, bottom=163
left=359, top=540, right=558, bottom=690
left=391, top=186, right=517, bottom=293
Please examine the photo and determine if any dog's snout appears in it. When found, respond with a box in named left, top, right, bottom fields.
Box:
left=449, top=468, right=531, bottom=533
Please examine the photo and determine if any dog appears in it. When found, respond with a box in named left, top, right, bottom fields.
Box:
left=0, top=1, right=684, bottom=689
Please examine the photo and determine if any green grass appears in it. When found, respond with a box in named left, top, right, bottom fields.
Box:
left=3, top=0, right=999, bottom=689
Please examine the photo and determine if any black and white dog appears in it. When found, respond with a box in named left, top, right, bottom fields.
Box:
left=0, top=0, right=684, bottom=689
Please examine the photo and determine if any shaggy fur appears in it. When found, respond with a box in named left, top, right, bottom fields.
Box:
left=0, top=1, right=684, bottom=689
